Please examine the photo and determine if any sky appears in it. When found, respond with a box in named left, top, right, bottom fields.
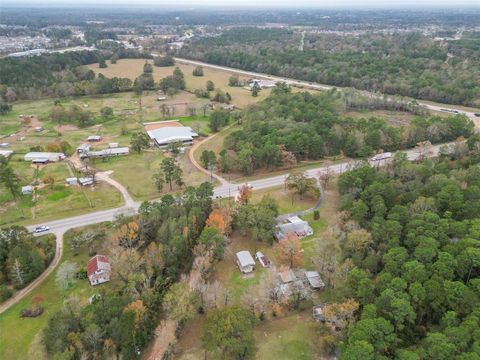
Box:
left=3, top=0, right=480, bottom=8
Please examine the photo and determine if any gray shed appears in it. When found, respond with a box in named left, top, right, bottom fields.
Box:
left=236, top=251, right=255, bottom=274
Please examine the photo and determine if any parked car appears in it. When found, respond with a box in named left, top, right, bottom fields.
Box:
left=33, top=225, right=50, bottom=233
left=255, top=251, right=271, bottom=268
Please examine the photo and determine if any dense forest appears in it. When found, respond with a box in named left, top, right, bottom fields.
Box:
left=179, top=28, right=480, bottom=106
left=42, top=183, right=215, bottom=359
left=220, top=86, right=474, bottom=175
left=0, top=49, right=150, bottom=101
left=0, top=227, right=55, bottom=301
left=334, top=140, right=480, bottom=358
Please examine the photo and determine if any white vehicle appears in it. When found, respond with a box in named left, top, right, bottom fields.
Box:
left=33, top=225, right=50, bottom=233
left=370, top=152, right=392, bottom=162
left=255, top=251, right=271, bottom=268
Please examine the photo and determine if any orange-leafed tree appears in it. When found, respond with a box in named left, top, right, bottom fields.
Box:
left=124, top=299, right=147, bottom=327
left=236, top=184, right=252, bottom=205
left=206, top=207, right=232, bottom=235
left=323, top=298, right=359, bottom=330
left=112, top=221, right=140, bottom=248
left=278, top=233, right=303, bottom=268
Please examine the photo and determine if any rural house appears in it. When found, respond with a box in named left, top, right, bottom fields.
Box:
left=87, top=255, right=111, bottom=286
left=275, top=216, right=313, bottom=240
left=236, top=251, right=255, bottom=274
left=24, top=152, right=66, bottom=163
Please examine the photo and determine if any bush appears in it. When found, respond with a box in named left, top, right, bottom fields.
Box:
left=0, top=285, right=13, bottom=302
left=313, top=210, right=320, bottom=220
left=192, top=66, right=204, bottom=76
left=154, top=55, right=175, bottom=67
left=20, top=307, right=44, bottom=318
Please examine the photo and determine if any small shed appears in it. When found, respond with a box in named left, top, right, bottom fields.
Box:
left=305, top=271, right=325, bottom=290
left=108, top=142, right=118, bottom=148
left=22, top=185, right=33, bottom=195
left=0, top=143, right=10, bottom=148
left=278, top=268, right=297, bottom=284
left=0, top=150, right=13, bottom=158
left=236, top=251, right=255, bottom=274
left=65, top=177, right=78, bottom=186
left=76, top=143, right=91, bottom=154
left=87, top=135, right=102, bottom=142
left=79, top=177, right=94, bottom=186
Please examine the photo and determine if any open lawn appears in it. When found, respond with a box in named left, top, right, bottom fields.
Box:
left=0, top=223, right=113, bottom=360
left=0, top=160, right=123, bottom=226
left=88, top=59, right=274, bottom=108
left=94, top=150, right=212, bottom=201
left=251, top=185, right=318, bottom=215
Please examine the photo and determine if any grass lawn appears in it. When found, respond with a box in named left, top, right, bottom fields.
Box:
left=254, top=311, right=321, bottom=360
left=0, top=223, right=113, bottom=360
left=250, top=185, right=317, bottom=215
left=88, top=59, right=273, bottom=109
left=0, top=175, right=123, bottom=226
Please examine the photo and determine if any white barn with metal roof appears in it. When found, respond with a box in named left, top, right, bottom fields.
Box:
left=147, top=127, right=198, bottom=147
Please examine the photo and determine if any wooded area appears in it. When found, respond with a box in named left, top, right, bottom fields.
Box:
left=179, top=28, right=480, bottom=106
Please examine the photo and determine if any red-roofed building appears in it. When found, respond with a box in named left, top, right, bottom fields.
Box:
left=87, top=255, right=111, bottom=286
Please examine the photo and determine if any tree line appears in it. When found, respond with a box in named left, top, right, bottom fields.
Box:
left=179, top=29, right=480, bottom=106
left=217, top=85, right=474, bottom=175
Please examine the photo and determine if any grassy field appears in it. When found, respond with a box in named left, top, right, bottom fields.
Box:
left=88, top=59, right=274, bottom=108
left=0, top=160, right=123, bottom=226
left=94, top=150, right=212, bottom=201
left=0, top=223, right=113, bottom=360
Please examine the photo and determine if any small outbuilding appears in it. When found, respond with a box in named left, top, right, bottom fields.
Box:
left=65, top=177, right=78, bottom=186
left=76, top=143, right=91, bottom=154
left=0, top=143, right=10, bottom=148
left=0, top=150, right=13, bottom=158
left=87, top=135, right=102, bottom=142
left=21, top=185, right=33, bottom=195
left=275, top=217, right=313, bottom=241
left=87, top=255, right=111, bottom=286
left=78, top=177, right=94, bottom=186
left=236, top=251, right=255, bottom=274
left=24, top=152, right=66, bottom=163
left=305, top=271, right=325, bottom=290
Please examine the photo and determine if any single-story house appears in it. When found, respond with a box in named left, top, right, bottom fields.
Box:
left=76, top=143, right=91, bottom=154
left=79, top=177, right=94, bottom=186
left=275, top=217, right=313, bottom=240
left=87, top=135, right=102, bottom=142
left=236, top=251, right=255, bottom=274
left=305, top=271, right=325, bottom=290
left=24, top=152, right=66, bottom=163
left=87, top=255, right=111, bottom=286
left=65, top=177, right=78, bottom=186
left=80, top=147, right=129, bottom=159
left=147, top=126, right=198, bottom=147
left=0, top=150, right=13, bottom=158
left=21, top=185, right=33, bottom=195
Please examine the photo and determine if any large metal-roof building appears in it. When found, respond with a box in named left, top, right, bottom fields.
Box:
left=147, top=126, right=198, bottom=147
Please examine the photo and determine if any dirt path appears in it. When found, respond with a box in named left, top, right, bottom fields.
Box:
left=188, top=128, right=233, bottom=187
left=96, top=171, right=136, bottom=208
left=0, top=229, right=65, bottom=315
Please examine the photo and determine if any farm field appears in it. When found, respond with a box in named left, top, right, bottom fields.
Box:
left=0, top=223, right=113, bottom=360
left=88, top=59, right=275, bottom=108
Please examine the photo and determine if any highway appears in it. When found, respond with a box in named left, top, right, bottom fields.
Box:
left=24, top=141, right=448, bottom=235
left=173, top=57, right=480, bottom=128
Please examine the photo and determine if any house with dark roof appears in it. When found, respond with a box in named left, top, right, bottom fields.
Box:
left=87, top=255, right=111, bottom=286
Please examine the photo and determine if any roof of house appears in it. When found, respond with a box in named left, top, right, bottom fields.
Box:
left=147, top=126, right=198, bottom=145
left=84, top=147, right=129, bottom=157
left=236, top=251, right=255, bottom=268
left=87, top=135, right=102, bottom=141
left=87, top=255, right=111, bottom=277
left=24, top=152, right=65, bottom=160
left=275, top=221, right=312, bottom=239
left=288, top=216, right=303, bottom=224
left=278, top=268, right=297, bottom=283
left=305, top=271, right=325, bottom=289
